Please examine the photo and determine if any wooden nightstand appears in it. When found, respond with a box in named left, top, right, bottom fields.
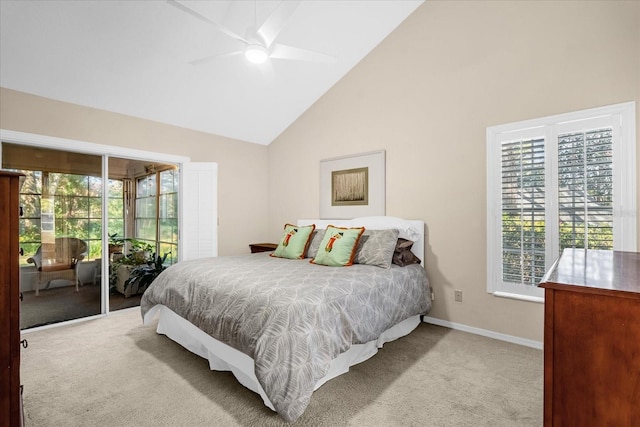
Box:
left=249, top=243, right=277, bottom=253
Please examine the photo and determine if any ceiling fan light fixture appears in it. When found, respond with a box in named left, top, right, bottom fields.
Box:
left=244, top=44, right=268, bottom=64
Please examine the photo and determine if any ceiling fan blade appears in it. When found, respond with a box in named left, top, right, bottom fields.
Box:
left=256, top=1, right=300, bottom=48
left=167, top=0, right=249, bottom=45
left=189, top=51, right=243, bottom=66
left=270, top=43, right=336, bottom=63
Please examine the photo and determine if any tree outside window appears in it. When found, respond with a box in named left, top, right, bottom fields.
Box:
left=17, top=169, right=124, bottom=265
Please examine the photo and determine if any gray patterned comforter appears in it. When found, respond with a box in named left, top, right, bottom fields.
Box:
left=140, top=253, right=431, bottom=422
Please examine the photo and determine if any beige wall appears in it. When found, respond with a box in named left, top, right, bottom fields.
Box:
left=0, top=87, right=270, bottom=256
left=268, top=1, right=640, bottom=342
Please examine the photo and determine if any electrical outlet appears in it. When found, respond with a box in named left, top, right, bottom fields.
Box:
left=454, top=290, right=463, bottom=302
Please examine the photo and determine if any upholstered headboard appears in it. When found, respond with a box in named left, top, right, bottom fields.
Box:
left=297, top=216, right=425, bottom=266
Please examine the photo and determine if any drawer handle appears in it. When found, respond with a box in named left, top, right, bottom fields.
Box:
left=19, top=206, right=24, bottom=216
left=20, top=292, right=24, bottom=302
left=21, top=339, right=28, bottom=349
left=19, top=247, right=24, bottom=256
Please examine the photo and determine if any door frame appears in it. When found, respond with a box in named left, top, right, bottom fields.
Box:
left=0, top=129, right=192, bottom=321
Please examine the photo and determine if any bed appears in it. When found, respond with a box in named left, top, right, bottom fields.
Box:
left=141, top=216, right=431, bottom=422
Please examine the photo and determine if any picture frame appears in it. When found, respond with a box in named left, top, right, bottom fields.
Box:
left=320, top=150, right=385, bottom=219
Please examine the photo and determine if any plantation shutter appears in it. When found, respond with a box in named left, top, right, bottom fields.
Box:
left=501, top=136, right=546, bottom=286
left=557, top=128, right=613, bottom=250
left=180, top=162, right=218, bottom=261
left=487, top=102, right=636, bottom=300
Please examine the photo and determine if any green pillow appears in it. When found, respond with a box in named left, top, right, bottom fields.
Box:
left=311, top=225, right=365, bottom=267
left=271, top=224, right=315, bottom=260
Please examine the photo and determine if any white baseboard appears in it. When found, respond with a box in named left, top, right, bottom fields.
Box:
left=422, top=316, right=543, bottom=350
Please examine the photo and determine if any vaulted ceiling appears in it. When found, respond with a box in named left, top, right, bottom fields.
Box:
left=0, top=0, right=423, bottom=145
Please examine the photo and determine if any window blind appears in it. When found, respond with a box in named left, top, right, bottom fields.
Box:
left=501, top=137, right=546, bottom=286
left=557, top=128, right=613, bottom=250
left=487, top=102, right=636, bottom=300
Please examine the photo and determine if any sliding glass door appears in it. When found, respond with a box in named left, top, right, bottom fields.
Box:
left=1, top=129, right=217, bottom=329
left=1, top=143, right=179, bottom=329
left=3, top=143, right=103, bottom=328
left=108, top=158, right=178, bottom=310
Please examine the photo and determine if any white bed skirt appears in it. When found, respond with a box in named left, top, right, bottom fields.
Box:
left=143, top=305, right=421, bottom=411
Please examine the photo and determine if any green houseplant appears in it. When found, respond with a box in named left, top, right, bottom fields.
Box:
left=123, top=253, right=169, bottom=294
left=108, top=233, right=125, bottom=255
left=109, top=239, right=156, bottom=296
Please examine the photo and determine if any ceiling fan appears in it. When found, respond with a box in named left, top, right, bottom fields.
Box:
left=167, top=0, right=336, bottom=66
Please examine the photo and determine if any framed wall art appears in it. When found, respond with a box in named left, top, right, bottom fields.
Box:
left=319, top=150, right=385, bottom=219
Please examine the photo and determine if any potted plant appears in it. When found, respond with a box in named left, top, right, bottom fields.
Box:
left=123, top=253, right=169, bottom=295
left=108, top=233, right=125, bottom=255
left=127, top=238, right=154, bottom=263
left=109, top=239, right=156, bottom=296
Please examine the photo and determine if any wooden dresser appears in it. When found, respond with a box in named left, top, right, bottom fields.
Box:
left=539, top=248, right=640, bottom=426
left=0, top=171, right=24, bottom=427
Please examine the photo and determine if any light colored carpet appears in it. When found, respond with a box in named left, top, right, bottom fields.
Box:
left=21, top=309, right=543, bottom=426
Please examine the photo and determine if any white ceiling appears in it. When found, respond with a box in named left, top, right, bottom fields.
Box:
left=0, top=0, right=423, bottom=145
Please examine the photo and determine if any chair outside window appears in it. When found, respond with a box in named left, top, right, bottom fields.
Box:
left=26, top=237, right=88, bottom=296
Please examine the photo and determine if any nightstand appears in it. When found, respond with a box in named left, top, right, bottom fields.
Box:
left=249, top=243, right=277, bottom=253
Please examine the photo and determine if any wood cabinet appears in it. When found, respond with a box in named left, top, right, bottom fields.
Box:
left=0, top=171, right=24, bottom=427
left=539, top=248, right=640, bottom=427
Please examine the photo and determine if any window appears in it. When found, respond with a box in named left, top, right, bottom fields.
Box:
left=158, top=169, right=178, bottom=264
left=487, top=102, right=636, bottom=301
left=108, top=179, right=124, bottom=240
left=135, top=168, right=179, bottom=265
left=500, top=136, right=546, bottom=287
left=16, top=169, right=116, bottom=264
left=135, top=174, right=157, bottom=246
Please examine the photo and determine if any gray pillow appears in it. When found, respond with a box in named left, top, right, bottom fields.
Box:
left=305, top=229, right=325, bottom=259
left=353, top=229, right=399, bottom=269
